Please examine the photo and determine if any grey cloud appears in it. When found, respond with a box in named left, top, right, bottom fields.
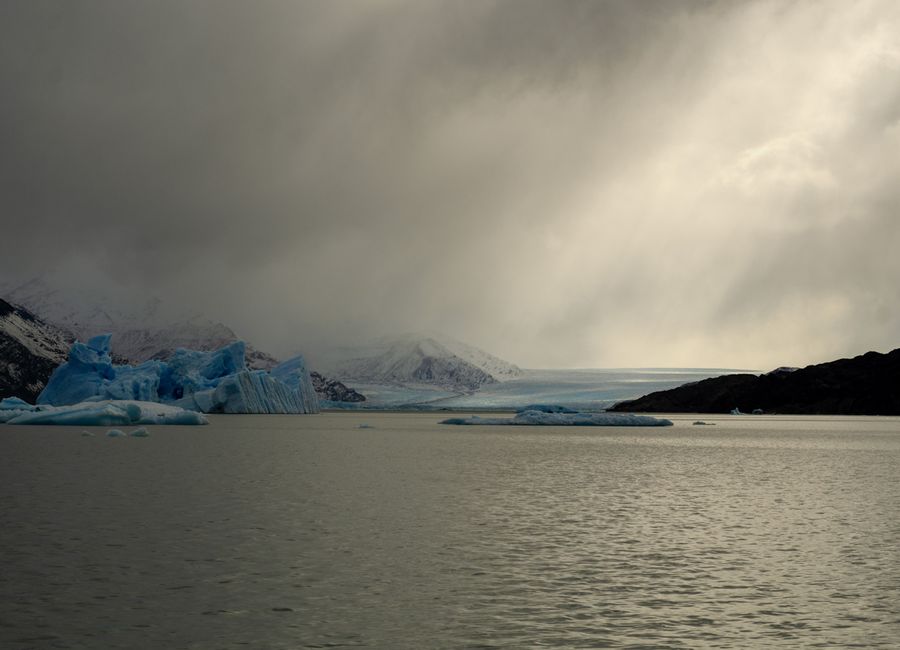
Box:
left=2, top=0, right=898, bottom=368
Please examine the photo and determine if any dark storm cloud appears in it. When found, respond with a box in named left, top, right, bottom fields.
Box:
left=0, top=0, right=687, bottom=270
left=2, top=0, right=898, bottom=368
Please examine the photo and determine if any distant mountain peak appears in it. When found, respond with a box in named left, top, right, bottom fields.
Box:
left=316, top=331, right=522, bottom=392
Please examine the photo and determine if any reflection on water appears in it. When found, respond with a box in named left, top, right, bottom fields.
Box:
left=1, top=413, right=899, bottom=648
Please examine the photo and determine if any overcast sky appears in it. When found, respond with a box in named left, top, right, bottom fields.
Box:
left=2, top=0, right=899, bottom=369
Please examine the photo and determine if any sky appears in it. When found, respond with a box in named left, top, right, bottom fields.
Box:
left=2, top=0, right=899, bottom=369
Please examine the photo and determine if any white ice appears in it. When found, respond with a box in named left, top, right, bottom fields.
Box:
left=5, top=400, right=208, bottom=426
left=441, top=410, right=673, bottom=427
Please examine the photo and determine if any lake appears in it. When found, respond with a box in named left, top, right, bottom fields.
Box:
left=2, top=412, right=899, bottom=648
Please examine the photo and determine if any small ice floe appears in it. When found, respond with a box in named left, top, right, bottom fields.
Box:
left=358, top=424, right=375, bottom=429
left=0, top=396, right=38, bottom=423
left=441, top=410, right=672, bottom=427
left=4, top=400, right=208, bottom=426
left=130, top=427, right=150, bottom=437
left=0, top=396, right=34, bottom=411
left=106, top=429, right=125, bottom=437
left=81, top=430, right=95, bottom=436
left=692, top=421, right=715, bottom=426
left=730, top=407, right=743, bottom=415
left=751, top=408, right=764, bottom=415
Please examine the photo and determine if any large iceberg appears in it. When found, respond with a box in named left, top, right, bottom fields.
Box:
left=36, top=335, right=319, bottom=415
left=270, top=355, right=319, bottom=413
left=441, top=410, right=673, bottom=427
left=1, top=399, right=207, bottom=426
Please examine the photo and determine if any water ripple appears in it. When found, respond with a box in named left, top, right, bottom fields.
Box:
left=1, top=413, right=899, bottom=648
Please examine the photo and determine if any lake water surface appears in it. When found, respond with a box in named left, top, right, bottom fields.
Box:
left=2, top=412, right=899, bottom=648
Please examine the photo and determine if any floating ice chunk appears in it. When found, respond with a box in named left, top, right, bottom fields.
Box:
left=130, top=427, right=150, bottom=437
left=11, top=403, right=135, bottom=426
left=6, top=400, right=208, bottom=426
left=106, top=429, right=125, bottom=437
left=0, top=410, right=28, bottom=423
left=0, top=396, right=35, bottom=411
left=0, top=397, right=39, bottom=423
left=358, top=423, right=375, bottom=429
left=730, top=407, right=743, bottom=415
left=441, top=410, right=673, bottom=427
left=81, top=430, right=95, bottom=436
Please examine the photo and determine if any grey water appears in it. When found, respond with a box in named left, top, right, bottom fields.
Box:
left=2, top=413, right=899, bottom=649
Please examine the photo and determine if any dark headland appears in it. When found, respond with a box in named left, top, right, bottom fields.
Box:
left=610, top=348, right=900, bottom=415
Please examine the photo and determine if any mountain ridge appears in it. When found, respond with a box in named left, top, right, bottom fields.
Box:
left=317, top=332, right=522, bottom=392
left=0, top=298, right=74, bottom=402
left=610, top=347, right=900, bottom=415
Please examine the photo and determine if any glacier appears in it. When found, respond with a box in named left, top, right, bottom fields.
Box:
left=36, top=335, right=319, bottom=415
left=441, top=410, right=673, bottom=427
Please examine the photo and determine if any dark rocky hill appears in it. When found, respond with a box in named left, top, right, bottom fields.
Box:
left=310, top=371, right=366, bottom=403
left=0, top=298, right=73, bottom=402
left=610, top=348, right=900, bottom=415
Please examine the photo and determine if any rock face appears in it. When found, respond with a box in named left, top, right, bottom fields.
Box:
left=310, top=371, right=366, bottom=403
left=38, top=335, right=319, bottom=414
left=0, top=298, right=73, bottom=402
left=610, top=348, right=900, bottom=415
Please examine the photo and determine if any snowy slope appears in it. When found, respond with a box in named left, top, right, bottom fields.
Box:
left=2, top=276, right=136, bottom=341
left=4, top=277, right=278, bottom=369
left=0, top=298, right=74, bottom=401
left=318, top=332, right=521, bottom=392
left=426, top=332, right=523, bottom=381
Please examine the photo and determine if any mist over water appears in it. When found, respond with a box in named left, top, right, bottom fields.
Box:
left=2, top=413, right=899, bottom=648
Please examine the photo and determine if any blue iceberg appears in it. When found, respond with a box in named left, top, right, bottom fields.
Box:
left=270, top=355, right=319, bottom=414
left=36, top=335, right=319, bottom=415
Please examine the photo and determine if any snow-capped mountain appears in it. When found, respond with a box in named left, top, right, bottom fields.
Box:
left=427, top=332, right=523, bottom=381
left=3, top=277, right=278, bottom=369
left=0, top=298, right=74, bottom=402
left=317, top=332, right=522, bottom=392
